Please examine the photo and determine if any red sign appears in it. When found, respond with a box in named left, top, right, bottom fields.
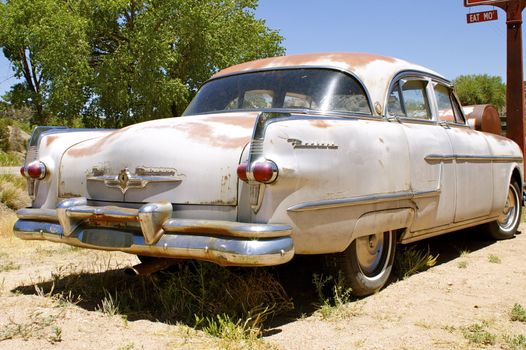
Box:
left=467, top=10, right=498, bottom=23
left=464, top=0, right=507, bottom=7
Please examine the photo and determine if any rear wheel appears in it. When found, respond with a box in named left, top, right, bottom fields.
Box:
left=331, top=231, right=396, bottom=296
left=485, top=180, right=522, bottom=240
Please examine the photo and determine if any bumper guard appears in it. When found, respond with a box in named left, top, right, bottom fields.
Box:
left=14, top=197, right=294, bottom=267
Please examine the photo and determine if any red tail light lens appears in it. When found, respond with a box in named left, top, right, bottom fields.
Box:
left=26, top=161, right=47, bottom=180
left=237, top=162, right=248, bottom=182
left=252, top=160, right=278, bottom=184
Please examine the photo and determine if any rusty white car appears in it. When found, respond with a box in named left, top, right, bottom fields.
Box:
left=14, top=53, right=523, bottom=296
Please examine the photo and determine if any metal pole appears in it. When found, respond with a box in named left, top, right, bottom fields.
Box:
left=498, top=0, right=526, bottom=161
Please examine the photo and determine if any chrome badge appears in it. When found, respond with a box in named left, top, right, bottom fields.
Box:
left=88, top=167, right=184, bottom=194
left=287, top=138, right=338, bottom=150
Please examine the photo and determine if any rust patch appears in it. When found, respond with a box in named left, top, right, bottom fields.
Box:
left=201, top=115, right=257, bottom=129
left=213, top=53, right=397, bottom=78
left=66, top=128, right=128, bottom=158
left=45, top=135, right=60, bottom=147
left=177, top=122, right=250, bottom=149
left=310, top=120, right=332, bottom=128
left=59, top=192, right=82, bottom=198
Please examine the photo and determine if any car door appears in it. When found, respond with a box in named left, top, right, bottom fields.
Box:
left=431, top=83, right=493, bottom=222
left=387, top=76, right=456, bottom=232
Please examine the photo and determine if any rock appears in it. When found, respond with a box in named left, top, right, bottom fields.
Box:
left=6, top=125, right=29, bottom=153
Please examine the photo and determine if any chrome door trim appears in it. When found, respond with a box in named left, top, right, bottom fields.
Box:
left=425, top=154, right=523, bottom=163
left=287, top=189, right=440, bottom=212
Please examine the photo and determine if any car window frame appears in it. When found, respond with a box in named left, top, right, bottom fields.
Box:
left=386, top=76, right=433, bottom=122
left=184, top=66, right=376, bottom=118
left=385, top=72, right=467, bottom=126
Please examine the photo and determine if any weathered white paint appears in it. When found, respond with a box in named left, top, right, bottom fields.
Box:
left=20, top=53, right=524, bottom=259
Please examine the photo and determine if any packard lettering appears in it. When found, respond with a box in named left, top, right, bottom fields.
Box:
left=287, top=138, right=338, bottom=150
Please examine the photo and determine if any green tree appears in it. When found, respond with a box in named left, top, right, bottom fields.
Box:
left=0, top=0, right=284, bottom=127
left=0, top=1, right=91, bottom=125
left=453, top=74, right=506, bottom=109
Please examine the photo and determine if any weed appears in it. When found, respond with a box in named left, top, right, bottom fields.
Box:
left=394, top=245, right=438, bottom=279
left=459, top=249, right=470, bottom=257
left=22, top=259, right=293, bottom=336
left=503, top=334, right=526, bottom=350
left=511, top=304, right=526, bottom=323
left=457, top=261, right=468, bottom=269
left=461, top=323, right=496, bottom=345
left=118, top=343, right=138, bottom=350
left=443, top=325, right=456, bottom=333
left=488, top=254, right=502, bottom=264
left=197, top=310, right=273, bottom=349
left=48, top=325, right=62, bottom=343
left=312, top=272, right=355, bottom=319
left=0, top=311, right=63, bottom=342
left=96, top=291, right=120, bottom=317
left=0, top=261, right=20, bottom=272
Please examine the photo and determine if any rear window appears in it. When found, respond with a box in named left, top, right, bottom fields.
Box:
left=184, top=69, right=371, bottom=116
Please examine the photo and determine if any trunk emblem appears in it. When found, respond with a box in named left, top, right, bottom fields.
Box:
left=88, top=167, right=184, bottom=194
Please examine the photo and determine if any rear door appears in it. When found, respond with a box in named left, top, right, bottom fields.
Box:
left=387, top=76, right=456, bottom=231
left=431, top=83, right=493, bottom=222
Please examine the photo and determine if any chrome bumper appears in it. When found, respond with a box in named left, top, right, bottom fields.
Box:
left=13, top=198, right=294, bottom=267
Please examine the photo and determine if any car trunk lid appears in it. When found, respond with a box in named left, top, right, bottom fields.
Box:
left=59, top=112, right=259, bottom=205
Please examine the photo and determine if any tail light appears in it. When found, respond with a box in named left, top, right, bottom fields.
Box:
left=23, top=161, right=47, bottom=180
left=252, top=161, right=278, bottom=183
left=237, top=160, right=279, bottom=184
left=237, top=162, right=248, bottom=182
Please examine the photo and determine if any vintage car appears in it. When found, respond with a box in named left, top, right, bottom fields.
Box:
left=14, top=53, right=523, bottom=296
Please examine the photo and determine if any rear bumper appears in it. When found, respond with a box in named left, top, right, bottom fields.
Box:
left=13, top=198, right=294, bottom=267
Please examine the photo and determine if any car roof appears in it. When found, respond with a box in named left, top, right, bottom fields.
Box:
left=211, top=53, right=445, bottom=115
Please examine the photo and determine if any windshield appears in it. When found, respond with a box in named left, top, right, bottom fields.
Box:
left=184, top=69, right=371, bottom=116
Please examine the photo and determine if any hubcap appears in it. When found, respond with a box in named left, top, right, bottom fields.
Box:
left=497, top=184, right=520, bottom=233
left=356, top=232, right=389, bottom=277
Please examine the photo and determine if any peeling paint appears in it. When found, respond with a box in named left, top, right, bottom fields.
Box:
left=177, top=122, right=250, bottom=149
left=310, top=120, right=332, bottom=129
left=213, top=53, right=397, bottom=79
left=44, top=135, right=60, bottom=147
left=66, top=127, right=129, bottom=158
left=201, top=115, right=257, bottom=129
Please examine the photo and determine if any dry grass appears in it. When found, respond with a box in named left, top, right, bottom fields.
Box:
left=0, top=206, right=17, bottom=238
left=14, top=257, right=293, bottom=340
left=0, top=174, right=29, bottom=211
left=0, top=151, right=24, bottom=166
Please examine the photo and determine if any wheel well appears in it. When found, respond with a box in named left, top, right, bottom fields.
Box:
left=511, top=167, right=523, bottom=205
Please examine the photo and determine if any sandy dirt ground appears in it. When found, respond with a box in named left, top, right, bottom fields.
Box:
left=1, top=208, right=526, bottom=350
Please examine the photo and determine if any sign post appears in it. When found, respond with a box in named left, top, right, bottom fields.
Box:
left=465, top=0, right=526, bottom=161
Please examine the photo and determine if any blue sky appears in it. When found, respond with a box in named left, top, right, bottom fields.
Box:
left=0, top=0, right=522, bottom=97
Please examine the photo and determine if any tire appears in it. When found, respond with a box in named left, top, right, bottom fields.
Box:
left=331, top=231, right=396, bottom=297
left=485, top=179, right=522, bottom=240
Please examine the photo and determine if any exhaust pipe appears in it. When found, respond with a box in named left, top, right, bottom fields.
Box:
left=125, top=258, right=177, bottom=276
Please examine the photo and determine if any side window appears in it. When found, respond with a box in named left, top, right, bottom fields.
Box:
left=401, top=80, right=430, bottom=119
left=388, top=83, right=405, bottom=117
left=387, top=80, right=431, bottom=119
left=450, top=94, right=466, bottom=124
left=434, top=84, right=456, bottom=122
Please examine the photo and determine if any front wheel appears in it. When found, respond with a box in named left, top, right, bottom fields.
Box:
left=330, top=231, right=396, bottom=297
left=485, top=179, right=522, bottom=240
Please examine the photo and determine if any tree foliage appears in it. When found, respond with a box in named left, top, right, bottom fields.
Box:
left=453, top=74, right=506, bottom=110
left=0, top=0, right=284, bottom=127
